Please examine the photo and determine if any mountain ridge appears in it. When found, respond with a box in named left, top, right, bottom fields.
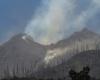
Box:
left=0, top=33, right=46, bottom=78
left=0, top=28, right=100, bottom=78
left=49, top=28, right=100, bottom=48
left=43, top=28, right=100, bottom=67
left=36, top=50, right=100, bottom=79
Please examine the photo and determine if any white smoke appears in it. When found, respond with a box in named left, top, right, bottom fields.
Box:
left=25, top=0, right=100, bottom=45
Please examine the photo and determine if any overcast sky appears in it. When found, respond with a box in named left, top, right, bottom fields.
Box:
left=0, top=0, right=100, bottom=45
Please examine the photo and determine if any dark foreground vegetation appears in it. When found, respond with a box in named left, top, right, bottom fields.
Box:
left=1, top=66, right=100, bottom=80
left=69, top=66, right=96, bottom=80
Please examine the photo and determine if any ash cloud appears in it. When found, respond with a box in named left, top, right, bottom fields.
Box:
left=25, top=0, right=100, bottom=45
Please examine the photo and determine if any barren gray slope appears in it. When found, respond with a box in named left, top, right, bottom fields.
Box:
left=36, top=50, right=100, bottom=79
left=0, top=34, right=46, bottom=78
left=43, top=29, right=100, bottom=67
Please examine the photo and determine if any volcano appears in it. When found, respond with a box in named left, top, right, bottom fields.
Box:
left=0, top=28, right=100, bottom=79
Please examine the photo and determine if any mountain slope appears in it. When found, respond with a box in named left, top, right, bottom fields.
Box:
left=0, top=34, right=46, bottom=78
left=36, top=50, right=100, bottom=79
left=49, top=28, right=100, bottom=48
left=0, top=29, right=100, bottom=79
left=43, top=28, right=100, bottom=66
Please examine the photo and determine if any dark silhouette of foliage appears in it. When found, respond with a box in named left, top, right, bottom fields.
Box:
left=69, top=66, right=91, bottom=80
left=78, top=66, right=90, bottom=80
left=69, top=69, right=78, bottom=80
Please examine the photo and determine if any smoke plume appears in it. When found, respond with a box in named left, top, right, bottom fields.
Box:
left=25, top=0, right=100, bottom=45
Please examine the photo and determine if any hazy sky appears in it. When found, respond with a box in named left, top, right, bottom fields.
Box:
left=0, top=0, right=41, bottom=44
left=0, top=0, right=100, bottom=45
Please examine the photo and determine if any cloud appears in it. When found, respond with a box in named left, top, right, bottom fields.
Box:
left=25, top=0, right=100, bottom=45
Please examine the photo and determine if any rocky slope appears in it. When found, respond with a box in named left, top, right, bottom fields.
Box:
left=43, top=28, right=100, bottom=66
left=36, top=50, right=100, bottom=79
left=0, top=28, right=100, bottom=79
left=0, top=33, right=46, bottom=78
